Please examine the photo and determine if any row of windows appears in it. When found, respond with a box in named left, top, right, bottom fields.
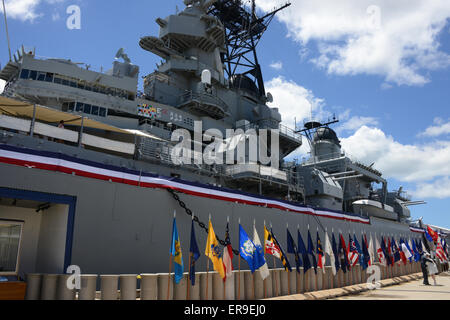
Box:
left=19, top=68, right=135, bottom=101
left=62, top=102, right=107, bottom=117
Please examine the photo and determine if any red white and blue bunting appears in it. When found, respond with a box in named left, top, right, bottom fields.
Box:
left=0, top=144, right=376, bottom=225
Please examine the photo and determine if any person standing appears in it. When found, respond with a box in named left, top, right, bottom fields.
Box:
left=425, top=253, right=438, bottom=286
left=420, top=251, right=431, bottom=285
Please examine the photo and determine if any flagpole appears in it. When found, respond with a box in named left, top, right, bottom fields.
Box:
left=2, top=0, right=12, bottom=62
left=287, top=223, right=291, bottom=295
left=167, top=211, right=176, bottom=301
left=271, top=223, right=279, bottom=297
left=238, top=217, right=241, bottom=300
left=187, top=213, right=194, bottom=301
left=263, top=220, right=267, bottom=299
left=205, top=214, right=211, bottom=300
left=252, top=220, right=257, bottom=299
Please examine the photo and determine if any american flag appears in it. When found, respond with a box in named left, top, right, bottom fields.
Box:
left=348, top=235, right=359, bottom=267
left=436, top=237, right=448, bottom=263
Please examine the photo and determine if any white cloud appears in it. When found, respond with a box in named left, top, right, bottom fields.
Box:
left=1, top=0, right=66, bottom=22
left=412, top=177, right=450, bottom=199
left=1, top=0, right=41, bottom=21
left=269, top=61, right=283, bottom=70
left=419, top=120, right=450, bottom=138
left=336, top=115, right=379, bottom=134
left=340, top=126, right=450, bottom=183
left=0, top=80, right=5, bottom=94
left=256, top=0, right=450, bottom=86
left=265, top=76, right=329, bottom=128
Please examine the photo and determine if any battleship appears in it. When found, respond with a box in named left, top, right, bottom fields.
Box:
left=0, top=0, right=448, bottom=295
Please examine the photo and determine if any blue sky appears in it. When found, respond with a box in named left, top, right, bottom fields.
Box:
left=1, top=0, right=449, bottom=229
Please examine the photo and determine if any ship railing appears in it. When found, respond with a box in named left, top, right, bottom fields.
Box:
left=225, top=163, right=288, bottom=182
left=235, top=121, right=302, bottom=143
left=0, top=114, right=136, bottom=155
left=179, top=91, right=229, bottom=115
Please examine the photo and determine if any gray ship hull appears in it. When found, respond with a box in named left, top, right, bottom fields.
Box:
left=0, top=145, right=418, bottom=279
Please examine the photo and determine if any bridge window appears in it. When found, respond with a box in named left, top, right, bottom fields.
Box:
left=20, top=69, right=30, bottom=79
left=0, top=221, right=23, bottom=275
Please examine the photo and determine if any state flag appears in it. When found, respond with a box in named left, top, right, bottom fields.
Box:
left=205, top=220, right=225, bottom=280
left=170, top=217, right=184, bottom=284
left=189, top=220, right=201, bottom=286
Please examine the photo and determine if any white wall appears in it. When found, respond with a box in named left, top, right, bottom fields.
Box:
left=0, top=80, right=5, bottom=94
left=0, top=203, right=69, bottom=276
left=35, top=204, right=69, bottom=274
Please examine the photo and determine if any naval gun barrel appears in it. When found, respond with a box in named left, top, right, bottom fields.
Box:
left=402, top=200, right=426, bottom=206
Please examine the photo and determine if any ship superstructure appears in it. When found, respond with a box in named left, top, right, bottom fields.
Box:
left=0, top=0, right=447, bottom=282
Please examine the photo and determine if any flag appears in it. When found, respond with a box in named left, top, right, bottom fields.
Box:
left=264, top=225, right=281, bottom=259
left=170, top=217, right=184, bottom=284
left=222, top=222, right=233, bottom=281
left=205, top=220, right=225, bottom=279
left=253, top=224, right=270, bottom=280
left=347, top=234, right=359, bottom=267
left=331, top=232, right=340, bottom=274
left=381, top=236, right=391, bottom=266
left=271, top=229, right=292, bottom=272
left=436, top=237, right=448, bottom=263
left=368, top=234, right=375, bottom=267
left=307, top=229, right=317, bottom=274
left=404, top=238, right=413, bottom=263
left=189, top=220, right=200, bottom=286
left=239, top=224, right=264, bottom=273
left=287, top=228, right=302, bottom=273
left=316, top=231, right=326, bottom=273
left=387, top=237, right=394, bottom=265
left=411, top=238, right=420, bottom=262
left=391, top=237, right=401, bottom=264
left=298, top=230, right=311, bottom=273
left=361, top=234, right=370, bottom=270
left=400, top=239, right=412, bottom=263
left=399, top=239, right=407, bottom=265
left=426, top=226, right=438, bottom=243
left=324, top=231, right=336, bottom=275
left=352, top=234, right=363, bottom=268
left=376, top=236, right=386, bottom=266
left=339, top=233, right=349, bottom=273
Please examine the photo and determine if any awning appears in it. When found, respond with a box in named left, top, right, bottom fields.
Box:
left=0, top=96, right=130, bottom=135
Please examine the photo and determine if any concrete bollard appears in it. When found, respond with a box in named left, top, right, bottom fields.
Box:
left=233, top=270, right=245, bottom=300
left=173, top=273, right=188, bottom=300
left=288, top=271, right=296, bottom=294
left=309, top=270, right=317, bottom=292
left=25, top=274, right=42, bottom=300
left=316, top=270, right=323, bottom=290
left=243, top=271, right=254, bottom=300
left=323, top=267, right=331, bottom=290
left=157, top=273, right=173, bottom=301
left=186, top=273, right=201, bottom=300
left=224, top=273, right=235, bottom=300
left=199, top=272, right=212, bottom=300
left=140, top=274, right=158, bottom=300
left=254, top=271, right=265, bottom=300
left=119, top=274, right=137, bottom=300
left=279, top=270, right=289, bottom=296
left=57, top=274, right=76, bottom=300
left=212, top=272, right=225, bottom=300
left=78, top=275, right=97, bottom=300
left=264, top=272, right=273, bottom=298
left=40, top=274, right=58, bottom=300
left=100, top=275, right=119, bottom=300
left=271, top=269, right=281, bottom=297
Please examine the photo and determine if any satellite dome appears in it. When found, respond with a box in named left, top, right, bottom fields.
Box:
left=313, top=127, right=340, bottom=146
